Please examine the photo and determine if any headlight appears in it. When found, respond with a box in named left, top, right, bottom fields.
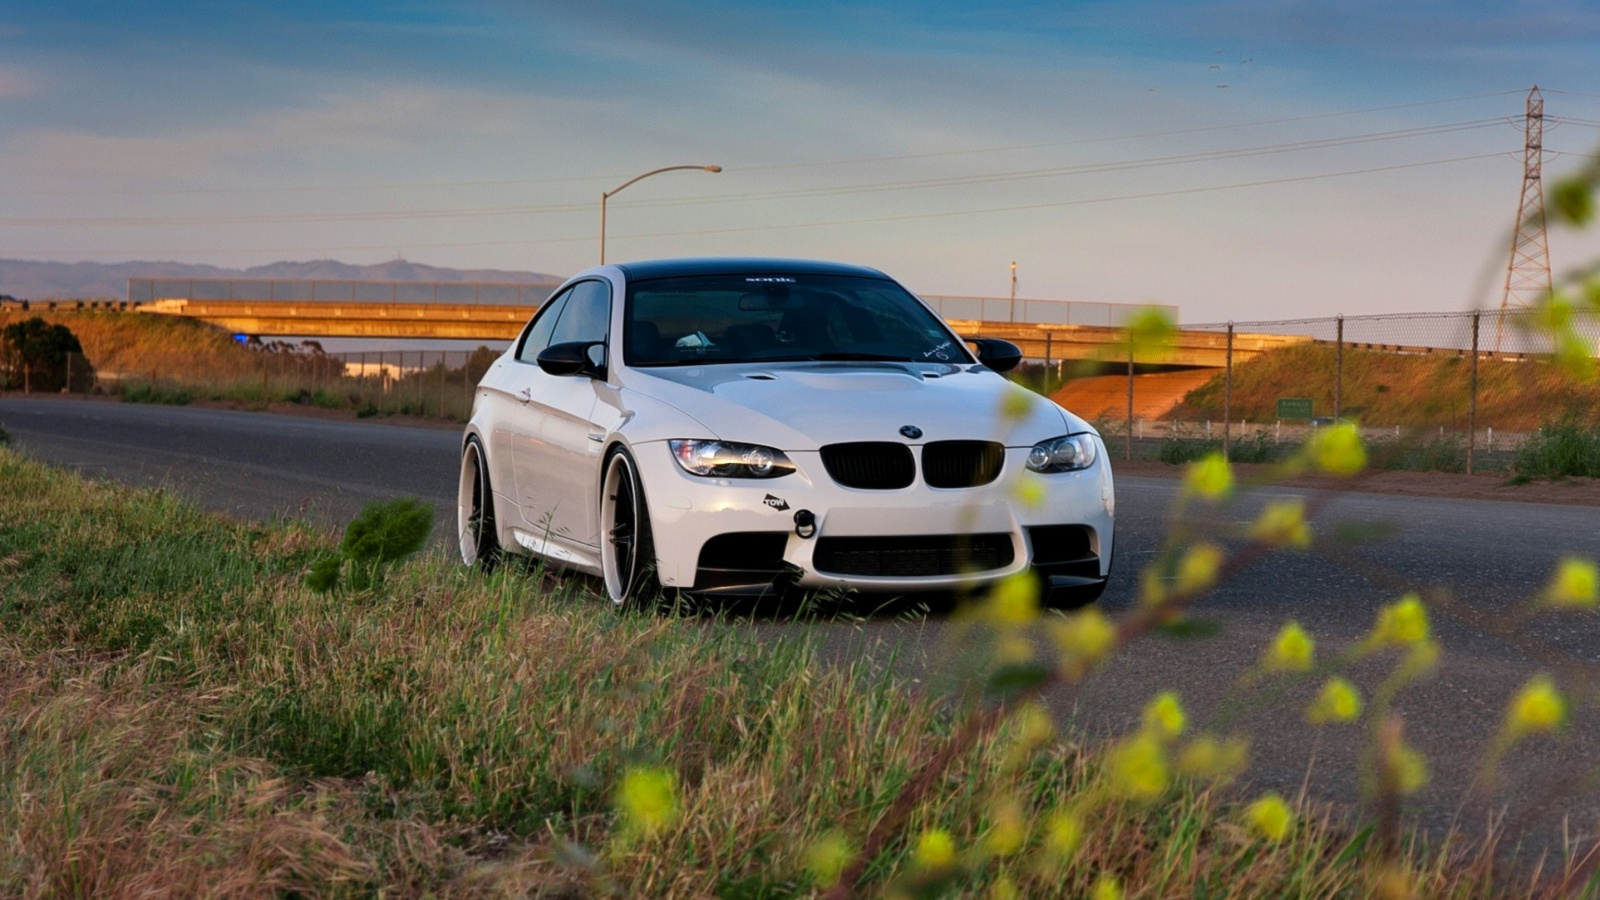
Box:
left=668, top=440, right=795, bottom=478
left=1026, top=434, right=1097, bottom=473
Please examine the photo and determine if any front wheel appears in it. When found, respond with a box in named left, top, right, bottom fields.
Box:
left=599, top=447, right=662, bottom=611
left=457, top=436, right=501, bottom=570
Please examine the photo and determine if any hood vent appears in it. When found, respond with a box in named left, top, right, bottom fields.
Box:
left=820, top=442, right=915, bottom=490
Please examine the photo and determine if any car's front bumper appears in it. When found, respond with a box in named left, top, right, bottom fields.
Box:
left=630, top=437, right=1115, bottom=594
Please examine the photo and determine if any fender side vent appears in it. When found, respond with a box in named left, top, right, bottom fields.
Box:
left=694, top=532, right=790, bottom=590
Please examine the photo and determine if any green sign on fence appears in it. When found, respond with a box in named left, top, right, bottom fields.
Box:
left=1276, top=398, right=1314, bottom=419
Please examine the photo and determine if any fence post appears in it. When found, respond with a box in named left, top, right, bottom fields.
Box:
left=1125, top=342, right=1134, bottom=461
left=1044, top=332, right=1052, bottom=373
left=1224, top=322, right=1234, bottom=459
left=1468, top=310, right=1480, bottom=475
left=1334, top=314, right=1344, bottom=421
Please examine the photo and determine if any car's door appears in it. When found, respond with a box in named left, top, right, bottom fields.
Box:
left=512, top=279, right=611, bottom=550
left=481, top=286, right=571, bottom=527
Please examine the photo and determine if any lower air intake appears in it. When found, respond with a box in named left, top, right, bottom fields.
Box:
left=813, top=534, right=1014, bottom=577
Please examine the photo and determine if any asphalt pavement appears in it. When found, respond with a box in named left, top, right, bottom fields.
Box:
left=4, top=394, right=1599, bottom=852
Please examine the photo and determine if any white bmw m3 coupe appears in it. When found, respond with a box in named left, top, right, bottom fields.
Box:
left=457, top=258, right=1114, bottom=609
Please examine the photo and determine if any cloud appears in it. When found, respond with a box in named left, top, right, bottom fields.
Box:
left=0, top=83, right=564, bottom=182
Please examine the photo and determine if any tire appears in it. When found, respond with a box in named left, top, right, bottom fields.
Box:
left=599, top=447, right=662, bottom=611
left=457, top=436, right=501, bottom=570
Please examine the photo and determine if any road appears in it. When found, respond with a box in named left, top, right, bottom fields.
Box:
left=4, top=395, right=1599, bottom=851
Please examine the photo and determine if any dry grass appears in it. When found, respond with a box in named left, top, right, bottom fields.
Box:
left=0, top=448, right=1575, bottom=897
left=1172, top=343, right=1600, bottom=431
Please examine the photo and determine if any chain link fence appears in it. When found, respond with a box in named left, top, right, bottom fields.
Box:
left=1073, top=308, right=1600, bottom=473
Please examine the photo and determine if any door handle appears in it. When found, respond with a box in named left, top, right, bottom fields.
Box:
left=518, top=387, right=532, bottom=403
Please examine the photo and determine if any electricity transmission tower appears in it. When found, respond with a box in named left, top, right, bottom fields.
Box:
left=1497, top=85, right=1551, bottom=351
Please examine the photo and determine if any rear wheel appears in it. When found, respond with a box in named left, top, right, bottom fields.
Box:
left=600, top=447, right=662, bottom=611
left=457, top=436, right=501, bottom=570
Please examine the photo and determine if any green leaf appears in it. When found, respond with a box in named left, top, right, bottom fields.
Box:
left=1156, top=617, right=1223, bottom=640
left=340, top=497, right=434, bottom=565
left=1550, top=177, right=1595, bottom=227
left=986, top=661, right=1052, bottom=699
left=304, top=555, right=343, bottom=593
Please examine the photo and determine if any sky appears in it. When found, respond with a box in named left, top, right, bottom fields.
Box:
left=1, top=0, right=1598, bottom=322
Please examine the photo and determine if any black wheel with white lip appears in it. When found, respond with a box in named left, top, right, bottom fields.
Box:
left=457, top=436, right=501, bottom=570
left=600, top=447, right=662, bottom=610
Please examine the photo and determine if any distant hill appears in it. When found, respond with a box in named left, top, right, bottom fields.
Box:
left=0, top=258, right=565, bottom=300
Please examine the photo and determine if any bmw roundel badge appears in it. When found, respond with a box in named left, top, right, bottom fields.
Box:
left=899, top=425, right=923, bottom=439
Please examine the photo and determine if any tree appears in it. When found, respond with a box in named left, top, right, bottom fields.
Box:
left=1, top=317, right=95, bottom=392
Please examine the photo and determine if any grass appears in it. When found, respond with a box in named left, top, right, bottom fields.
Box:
left=0, top=309, right=489, bottom=421
left=0, top=448, right=1571, bottom=897
left=1511, top=419, right=1600, bottom=481
left=1173, top=342, right=1600, bottom=431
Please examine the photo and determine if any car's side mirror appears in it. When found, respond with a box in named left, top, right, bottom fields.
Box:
left=970, top=338, right=1023, bottom=373
left=537, top=341, right=606, bottom=379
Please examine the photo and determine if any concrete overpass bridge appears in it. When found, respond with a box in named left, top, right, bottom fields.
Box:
left=126, top=278, right=1306, bottom=368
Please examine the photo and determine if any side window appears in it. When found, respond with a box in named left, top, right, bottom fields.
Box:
left=548, top=280, right=612, bottom=347
left=515, top=288, right=572, bottom=363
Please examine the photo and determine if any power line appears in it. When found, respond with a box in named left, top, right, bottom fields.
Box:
left=0, top=89, right=1526, bottom=198
left=13, top=151, right=1508, bottom=257
left=0, top=119, right=1513, bottom=228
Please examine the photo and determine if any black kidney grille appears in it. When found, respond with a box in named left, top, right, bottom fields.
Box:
left=820, top=442, right=915, bottom=489
left=921, top=440, right=1005, bottom=488
left=813, top=534, right=1015, bottom=577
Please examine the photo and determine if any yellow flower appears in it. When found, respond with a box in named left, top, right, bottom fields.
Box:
left=1387, top=743, right=1429, bottom=796
left=1139, top=565, right=1167, bottom=607
left=1308, top=422, right=1366, bottom=475
left=1049, top=609, right=1118, bottom=680
left=1142, top=692, right=1187, bottom=741
left=1366, top=594, right=1429, bottom=649
left=1041, top=809, right=1082, bottom=860
left=912, top=828, right=957, bottom=871
left=1506, top=674, right=1566, bottom=737
left=1092, top=875, right=1125, bottom=900
left=1175, top=542, right=1224, bottom=595
left=1306, top=677, right=1363, bottom=724
left=994, top=633, right=1036, bottom=665
left=1176, top=734, right=1250, bottom=782
left=1263, top=620, right=1315, bottom=673
left=618, top=766, right=678, bottom=834
left=1184, top=452, right=1233, bottom=500
left=986, top=572, right=1041, bottom=628
left=1108, top=734, right=1169, bottom=800
left=1000, top=388, right=1035, bottom=419
left=989, top=874, right=1019, bottom=900
left=1011, top=701, right=1056, bottom=751
left=983, top=800, right=1027, bottom=858
left=1544, top=557, right=1599, bottom=609
left=1012, top=477, right=1047, bottom=509
left=1251, top=499, right=1313, bottom=548
left=1126, top=307, right=1177, bottom=362
left=1244, top=793, right=1294, bottom=842
left=805, top=831, right=854, bottom=888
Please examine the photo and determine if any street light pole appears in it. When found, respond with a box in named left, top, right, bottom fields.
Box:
left=599, top=164, right=722, bottom=264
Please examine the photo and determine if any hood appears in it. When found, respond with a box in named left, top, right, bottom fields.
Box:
left=622, top=361, right=1091, bottom=451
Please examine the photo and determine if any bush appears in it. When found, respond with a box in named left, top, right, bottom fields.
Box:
left=119, top=382, right=192, bottom=405
left=1376, top=434, right=1468, bottom=473
left=0, top=317, right=96, bottom=391
left=1512, top=418, right=1600, bottom=480
left=1157, top=432, right=1287, bottom=465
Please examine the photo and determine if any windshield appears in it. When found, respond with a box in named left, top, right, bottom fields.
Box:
left=624, top=273, right=972, bottom=367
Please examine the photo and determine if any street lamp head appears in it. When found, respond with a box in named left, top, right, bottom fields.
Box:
left=704, top=165, right=723, bottom=173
